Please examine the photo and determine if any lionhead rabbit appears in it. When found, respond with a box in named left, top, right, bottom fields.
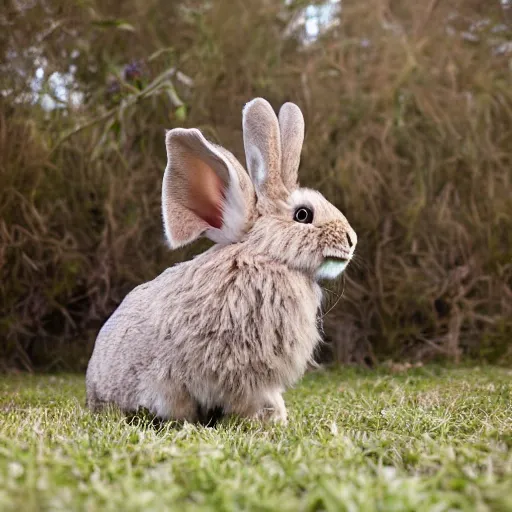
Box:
left=86, top=98, right=357, bottom=424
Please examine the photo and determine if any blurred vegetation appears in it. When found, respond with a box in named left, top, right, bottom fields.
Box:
left=0, top=0, right=511, bottom=370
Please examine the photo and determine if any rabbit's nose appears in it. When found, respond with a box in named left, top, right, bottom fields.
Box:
left=345, top=226, right=357, bottom=253
left=347, top=227, right=357, bottom=250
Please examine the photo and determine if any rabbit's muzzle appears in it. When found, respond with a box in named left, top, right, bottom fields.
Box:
left=320, top=220, right=357, bottom=261
left=314, top=220, right=357, bottom=280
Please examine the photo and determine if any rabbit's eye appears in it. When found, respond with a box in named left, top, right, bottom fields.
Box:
left=294, top=207, right=314, bottom=224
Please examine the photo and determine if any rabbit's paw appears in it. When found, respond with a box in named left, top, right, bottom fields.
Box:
left=252, top=391, right=288, bottom=425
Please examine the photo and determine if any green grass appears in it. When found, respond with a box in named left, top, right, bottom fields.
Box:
left=1, top=367, right=511, bottom=511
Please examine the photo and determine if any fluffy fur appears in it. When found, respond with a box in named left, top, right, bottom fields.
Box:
left=86, top=98, right=357, bottom=424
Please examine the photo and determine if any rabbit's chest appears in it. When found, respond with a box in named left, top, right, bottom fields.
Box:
left=169, top=262, right=322, bottom=388
left=236, top=272, right=322, bottom=385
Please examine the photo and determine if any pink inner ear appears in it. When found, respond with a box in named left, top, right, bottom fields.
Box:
left=185, top=156, right=225, bottom=229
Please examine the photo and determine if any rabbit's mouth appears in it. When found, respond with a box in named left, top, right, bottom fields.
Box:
left=316, top=254, right=351, bottom=280
left=324, top=255, right=349, bottom=264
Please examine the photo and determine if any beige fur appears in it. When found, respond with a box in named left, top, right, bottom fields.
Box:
left=86, top=98, right=357, bottom=424
left=278, top=102, right=304, bottom=192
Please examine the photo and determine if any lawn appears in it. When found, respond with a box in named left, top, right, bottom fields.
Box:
left=0, top=366, right=511, bottom=511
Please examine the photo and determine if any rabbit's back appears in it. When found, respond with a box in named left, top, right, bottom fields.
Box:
left=85, top=265, right=183, bottom=412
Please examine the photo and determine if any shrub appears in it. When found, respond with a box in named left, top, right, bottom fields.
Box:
left=1, top=0, right=511, bottom=369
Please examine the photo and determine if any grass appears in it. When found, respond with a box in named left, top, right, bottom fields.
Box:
left=0, top=366, right=511, bottom=511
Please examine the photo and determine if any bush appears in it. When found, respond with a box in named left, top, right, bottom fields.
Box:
left=1, top=0, right=511, bottom=369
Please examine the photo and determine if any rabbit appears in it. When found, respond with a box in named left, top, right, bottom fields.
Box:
left=85, top=98, right=357, bottom=425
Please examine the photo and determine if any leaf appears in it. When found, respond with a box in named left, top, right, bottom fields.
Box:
left=91, top=19, right=136, bottom=32
left=175, top=105, right=187, bottom=122
left=148, top=47, right=175, bottom=62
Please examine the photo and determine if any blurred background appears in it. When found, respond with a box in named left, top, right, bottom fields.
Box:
left=1, top=0, right=511, bottom=371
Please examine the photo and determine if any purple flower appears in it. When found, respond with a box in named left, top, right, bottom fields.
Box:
left=123, top=60, right=145, bottom=82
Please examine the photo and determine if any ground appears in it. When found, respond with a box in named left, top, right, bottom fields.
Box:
left=0, top=366, right=511, bottom=511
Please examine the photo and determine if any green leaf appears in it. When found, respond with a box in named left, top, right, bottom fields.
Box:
left=175, top=105, right=187, bottom=122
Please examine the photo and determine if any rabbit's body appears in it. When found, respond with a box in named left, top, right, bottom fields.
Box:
left=86, top=98, right=357, bottom=423
left=86, top=243, right=321, bottom=421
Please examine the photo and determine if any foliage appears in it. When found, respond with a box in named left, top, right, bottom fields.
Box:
left=1, top=0, right=511, bottom=368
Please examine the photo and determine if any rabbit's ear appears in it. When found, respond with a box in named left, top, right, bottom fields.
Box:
left=278, top=102, right=304, bottom=192
left=242, top=98, right=288, bottom=202
left=163, top=128, right=254, bottom=249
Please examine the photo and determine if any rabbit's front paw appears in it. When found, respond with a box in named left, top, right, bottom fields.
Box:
left=254, top=406, right=288, bottom=425
left=252, top=390, right=288, bottom=425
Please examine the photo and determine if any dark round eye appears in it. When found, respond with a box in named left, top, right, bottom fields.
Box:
left=294, top=207, right=314, bottom=224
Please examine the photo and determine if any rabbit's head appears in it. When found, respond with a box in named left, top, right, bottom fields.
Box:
left=163, top=98, right=357, bottom=280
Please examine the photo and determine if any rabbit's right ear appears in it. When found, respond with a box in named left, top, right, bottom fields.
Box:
left=163, top=128, right=254, bottom=249
left=278, top=102, right=304, bottom=192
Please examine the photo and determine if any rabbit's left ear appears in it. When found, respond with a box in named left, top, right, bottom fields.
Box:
left=163, top=128, right=254, bottom=249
